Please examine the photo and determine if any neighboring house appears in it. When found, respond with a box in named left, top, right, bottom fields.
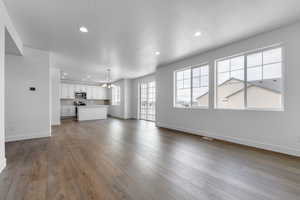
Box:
left=197, top=78, right=282, bottom=109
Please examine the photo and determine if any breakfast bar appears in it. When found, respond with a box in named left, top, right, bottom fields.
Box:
left=77, top=105, right=109, bottom=121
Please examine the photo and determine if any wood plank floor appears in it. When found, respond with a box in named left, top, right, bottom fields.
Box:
left=0, top=118, right=300, bottom=200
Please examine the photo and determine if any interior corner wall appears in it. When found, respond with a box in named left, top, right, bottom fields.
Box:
left=0, top=0, right=22, bottom=56
left=0, top=0, right=23, bottom=173
left=50, top=67, right=61, bottom=126
left=131, top=74, right=156, bottom=119
left=156, top=22, right=300, bottom=157
left=108, top=79, right=133, bottom=119
left=123, top=79, right=132, bottom=119
left=5, top=46, right=51, bottom=142
left=108, top=79, right=124, bottom=118
left=0, top=15, right=6, bottom=173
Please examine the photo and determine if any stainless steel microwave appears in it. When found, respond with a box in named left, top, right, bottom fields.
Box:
left=75, top=92, right=87, bottom=99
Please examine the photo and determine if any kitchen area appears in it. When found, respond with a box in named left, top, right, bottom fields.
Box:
left=60, top=83, right=110, bottom=121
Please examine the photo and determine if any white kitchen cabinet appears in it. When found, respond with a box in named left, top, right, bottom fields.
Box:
left=86, top=86, right=93, bottom=99
left=95, top=87, right=101, bottom=99
left=61, top=83, right=74, bottom=99
left=102, top=87, right=108, bottom=99
left=81, top=85, right=87, bottom=92
left=91, top=86, right=97, bottom=99
left=86, top=86, right=107, bottom=100
left=92, top=86, right=98, bottom=99
left=96, top=87, right=107, bottom=99
left=60, top=84, right=108, bottom=99
left=68, top=84, right=75, bottom=99
left=61, top=83, right=68, bottom=98
left=77, top=105, right=108, bottom=121
left=74, top=84, right=81, bottom=92
left=74, top=84, right=87, bottom=93
left=86, top=85, right=94, bottom=100
left=75, top=84, right=80, bottom=92
left=61, top=105, right=76, bottom=117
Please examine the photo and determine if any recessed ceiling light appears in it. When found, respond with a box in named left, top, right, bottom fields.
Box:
left=79, top=26, right=88, bottom=33
left=194, top=31, right=202, bottom=37
left=155, top=51, right=160, bottom=55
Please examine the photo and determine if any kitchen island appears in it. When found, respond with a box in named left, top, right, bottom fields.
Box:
left=77, top=105, right=109, bottom=121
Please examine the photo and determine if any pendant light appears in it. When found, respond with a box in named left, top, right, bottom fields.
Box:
left=101, top=69, right=116, bottom=88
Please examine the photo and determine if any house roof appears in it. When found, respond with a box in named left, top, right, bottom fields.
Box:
left=249, top=79, right=282, bottom=93
left=196, top=78, right=281, bottom=100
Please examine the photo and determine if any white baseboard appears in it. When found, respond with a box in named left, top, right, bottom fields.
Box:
left=0, top=157, right=6, bottom=173
left=156, top=122, right=300, bottom=157
left=5, top=131, right=51, bottom=142
left=108, top=114, right=126, bottom=120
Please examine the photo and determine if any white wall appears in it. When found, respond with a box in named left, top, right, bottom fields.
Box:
left=0, top=14, right=5, bottom=173
left=131, top=74, right=156, bottom=119
left=108, top=79, right=133, bottom=119
left=50, top=68, right=61, bottom=125
left=123, top=79, right=132, bottom=119
left=0, top=0, right=23, bottom=173
left=0, top=1, right=22, bottom=56
left=5, top=46, right=51, bottom=142
left=156, top=22, right=300, bottom=157
left=108, top=79, right=124, bottom=118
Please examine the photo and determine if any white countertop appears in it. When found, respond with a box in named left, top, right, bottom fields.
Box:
left=77, top=105, right=109, bottom=109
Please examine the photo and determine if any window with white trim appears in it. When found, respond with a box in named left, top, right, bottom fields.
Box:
left=112, top=86, right=120, bottom=105
left=216, top=56, right=245, bottom=109
left=215, top=46, right=283, bottom=110
left=174, top=64, right=209, bottom=108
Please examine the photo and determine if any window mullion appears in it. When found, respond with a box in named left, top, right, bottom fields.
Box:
left=146, top=83, right=149, bottom=120
left=190, top=68, right=193, bottom=107
left=229, top=59, right=232, bottom=78
left=215, top=62, right=218, bottom=108
left=175, top=73, right=177, bottom=107
left=199, top=66, right=202, bottom=88
left=244, top=54, right=248, bottom=109
left=261, top=51, right=264, bottom=80
left=139, top=85, right=141, bottom=119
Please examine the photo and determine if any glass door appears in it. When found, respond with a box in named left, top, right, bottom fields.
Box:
left=139, top=81, right=156, bottom=121
left=140, top=83, right=148, bottom=120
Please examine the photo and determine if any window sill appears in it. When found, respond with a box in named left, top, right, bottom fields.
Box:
left=246, top=107, right=284, bottom=112
left=173, top=106, right=209, bottom=110
left=214, top=107, right=284, bottom=112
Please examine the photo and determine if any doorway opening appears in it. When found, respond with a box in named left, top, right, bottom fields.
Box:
left=139, top=81, right=156, bottom=121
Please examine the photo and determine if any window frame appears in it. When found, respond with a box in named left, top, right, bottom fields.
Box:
left=174, top=63, right=210, bottom=109
left=214, top=44, right=284, bottom=112
left=111, top=85, right=121, bottom=106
